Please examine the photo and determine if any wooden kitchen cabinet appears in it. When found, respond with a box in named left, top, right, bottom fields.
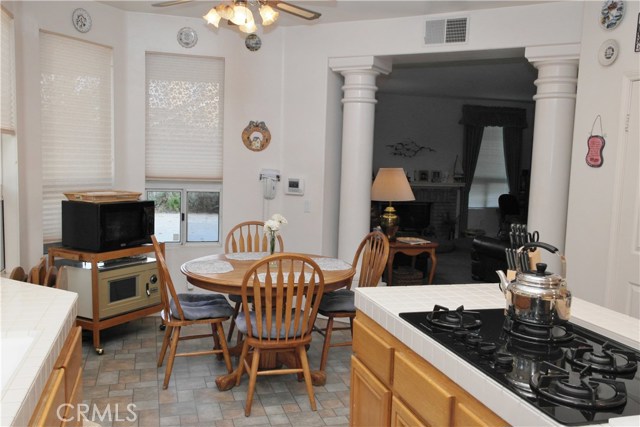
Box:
left=48, top=244, right=163, bottom=354
left=351, top=311, right=509, bottom=427
left=29, top=326, right=83, bottom=427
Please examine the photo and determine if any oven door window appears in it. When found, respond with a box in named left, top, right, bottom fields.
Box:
left=109, top=277, right=137, bottom=302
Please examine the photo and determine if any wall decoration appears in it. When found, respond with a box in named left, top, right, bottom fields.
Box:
left=417, top=170, right=430, bottom=182
left=598, top=39, right=620, bottom=66
left=242, top=121, right=271, bottom=151
left=386, top=139, right=435, bottom=157
left=245, top=34, right=262, bottom=51
left=586, top=115, right=605, bottom=168
left=635, top=13, right=640, bottom=52
left=72, top=8, right=92, bottom=33
left=600, top=0, right=625, bottom=30
left=177, top=27, right=198, bottom=48
left=431, top=170, right=442, bottom=183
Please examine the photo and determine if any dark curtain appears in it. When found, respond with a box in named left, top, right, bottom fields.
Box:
left=458, top=105, right=528, bottom=232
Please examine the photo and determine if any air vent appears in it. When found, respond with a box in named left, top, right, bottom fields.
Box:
left=424, top=17, right=468, bottom=45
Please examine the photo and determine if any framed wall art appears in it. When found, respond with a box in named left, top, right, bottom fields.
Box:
left=242, top=121, right=271, bottom=152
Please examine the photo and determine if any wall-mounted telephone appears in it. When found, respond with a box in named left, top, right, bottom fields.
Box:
left=259, top=169, right=280, bottom=200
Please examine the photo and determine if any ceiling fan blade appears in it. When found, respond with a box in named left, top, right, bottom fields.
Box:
left=152, top=0, right=193, bottom=7
left=272, top=1, right=321, bottom=20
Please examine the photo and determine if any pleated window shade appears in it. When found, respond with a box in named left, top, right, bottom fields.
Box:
left=145, top=53, right=224, bottom=180
left=1, top=8, right=16, bottom=134
left=40, top=31, right=113, bottom=243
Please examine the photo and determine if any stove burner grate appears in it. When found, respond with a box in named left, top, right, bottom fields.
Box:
left=566, top=342, right=638, bottom=376
left=426, top=304, right=482, bottom=331
left=530, top=363, right=628, bottom=410
left=503, top=316, right=574, bottom=344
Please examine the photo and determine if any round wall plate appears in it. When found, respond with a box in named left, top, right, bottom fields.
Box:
left=72, top=8, right=92, bottom=33
left=177, top=27, right=198, bottom=48
left=599, top=0, right=625, bottom=30
left=598, top=39, right=620, bottom=66
left=245, top=34, right=262, bottom=51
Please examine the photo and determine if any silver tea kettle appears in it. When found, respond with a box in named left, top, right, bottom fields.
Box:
left=496, top=242, right=571, bottom=326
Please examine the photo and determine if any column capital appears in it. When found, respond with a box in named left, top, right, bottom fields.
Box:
left=329, top=56, right=392, bottom=75
left=525, top=43, right=580, bottom=65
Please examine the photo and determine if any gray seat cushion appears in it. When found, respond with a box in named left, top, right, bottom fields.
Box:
left=228, top=293, right=253, bottom=304
left=235, top=311, right=304, bottom=339
left=318, top=289, right=355, bottom=314
left=171, top=293, right=234, bottom=320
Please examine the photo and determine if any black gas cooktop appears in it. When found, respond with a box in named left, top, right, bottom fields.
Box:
left=399, top=306, right=640, bottom=426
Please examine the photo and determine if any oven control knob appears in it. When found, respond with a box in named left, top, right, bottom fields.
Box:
left=150, top=274, right=158, bottom=284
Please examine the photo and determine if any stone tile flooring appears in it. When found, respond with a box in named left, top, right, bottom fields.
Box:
left=81, top=317, right=352, bottom=426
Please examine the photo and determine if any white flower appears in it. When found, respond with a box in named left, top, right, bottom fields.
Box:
left=271, top=213, right=287, bottom=224
left=264, top=219, right=280, bottom=234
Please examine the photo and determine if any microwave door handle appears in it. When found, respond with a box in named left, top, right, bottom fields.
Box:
left=146, top=282, right=151, bottom=297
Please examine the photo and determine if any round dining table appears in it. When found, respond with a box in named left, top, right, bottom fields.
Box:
left=181, top=252, right=356, bottom=391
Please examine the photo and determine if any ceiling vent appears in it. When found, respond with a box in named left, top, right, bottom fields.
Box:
left=424, top=17, right=468, bottom=45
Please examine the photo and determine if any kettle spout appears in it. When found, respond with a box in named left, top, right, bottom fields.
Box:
left=496, top=270, right=509, bottom=294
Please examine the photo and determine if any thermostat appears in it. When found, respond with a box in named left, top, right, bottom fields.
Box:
left=285, top=178, right=305, bottom=196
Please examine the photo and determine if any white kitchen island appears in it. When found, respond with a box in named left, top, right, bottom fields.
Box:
left=0, top=278, right=78, bottom=426
left=354, top=283, right=640, bottom=427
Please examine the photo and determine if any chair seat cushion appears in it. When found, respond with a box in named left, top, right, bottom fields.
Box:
left=235, top=311, right=304, bottom=339
left=318, top=289, right=355, bottom=314
left=171, top=293, right=233, bottom=320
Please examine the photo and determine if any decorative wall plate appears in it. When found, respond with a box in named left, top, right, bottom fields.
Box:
left=177, top=27, right=198, bottom=48
left=600, top=0, right=625, bottom=30
left=242, top=121, right=271, bottom=151
left=245, top=34, right=262, bottom=51
left=72, top=8, right=92, bottom=33
left=598, top=39, right=620, bottom=66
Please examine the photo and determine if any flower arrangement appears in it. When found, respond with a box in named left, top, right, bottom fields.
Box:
left=264, top=213, right=287, bottom=255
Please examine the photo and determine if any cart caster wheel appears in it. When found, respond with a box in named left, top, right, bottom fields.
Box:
left=159, top=324, right=166, bottom=331
left=95, top=347, right=104, bottom=355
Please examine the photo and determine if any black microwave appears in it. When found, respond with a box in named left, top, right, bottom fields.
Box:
left=62, top=200, right=155, bottom=252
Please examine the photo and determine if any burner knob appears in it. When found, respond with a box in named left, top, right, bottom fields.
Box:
left=479, top=342, right=497, bottom=355
left=466, top=334, right=482, bottom=347
left=494, top=352, right=513, bottom=367
left=453, top=329, right=469, bottom=341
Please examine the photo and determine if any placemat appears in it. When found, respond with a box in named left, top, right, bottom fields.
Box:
left=184, top=256, right=233, bottom=274
left=257, top=272, right=317, bottom=283
left=225, top=252, right=269, bottom=261
left=311, top=257, right=352, bottom=271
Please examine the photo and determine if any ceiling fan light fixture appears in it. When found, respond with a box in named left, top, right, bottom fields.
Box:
left=239, top=20, right=258, bottom=33
left=259, top=4, right=279, bottom=26
left=230, top=3, right=253, bottom=26
left=215, top=3, right=234, bottom=20
left=203, top=7, right=222, bottom=27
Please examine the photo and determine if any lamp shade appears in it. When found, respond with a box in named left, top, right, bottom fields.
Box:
left=371, top=168, right=415, bottom=202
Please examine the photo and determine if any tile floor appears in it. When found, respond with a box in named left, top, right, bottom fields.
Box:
left=81, top=316, right=352, bottom=427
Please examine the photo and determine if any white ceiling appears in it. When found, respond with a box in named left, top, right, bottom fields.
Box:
left=101, top=0, right=542, bottom=101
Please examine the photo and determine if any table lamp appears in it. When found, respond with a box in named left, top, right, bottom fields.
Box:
left=371, top=168, right=415, bottom=241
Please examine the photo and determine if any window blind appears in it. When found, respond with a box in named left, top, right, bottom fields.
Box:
left=40, top=32, right=113, bottom=242
left=469, top=126, right=509, bottom=208
left=1, top=7, right=16, bottom=134
left=146, top=53, right=224, bottom=180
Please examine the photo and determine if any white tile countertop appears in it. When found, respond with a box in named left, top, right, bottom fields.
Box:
left=0, top=278, right=78, bottom=426
left=355, top=283, right=640, bottom=427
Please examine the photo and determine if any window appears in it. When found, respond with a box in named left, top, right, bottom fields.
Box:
left=145, top=53, right=224, bottom=244
left=469, top=126, right=509, bottom=208
left=40, top=32, right=113, bottom=243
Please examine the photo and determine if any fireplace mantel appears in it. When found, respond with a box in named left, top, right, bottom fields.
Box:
left=410, top=183, right=465, bottom=238
left=410, top=182, right=465, bottom=189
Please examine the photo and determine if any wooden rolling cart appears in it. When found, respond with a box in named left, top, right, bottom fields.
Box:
left=48, top=243, right=164, bottom=354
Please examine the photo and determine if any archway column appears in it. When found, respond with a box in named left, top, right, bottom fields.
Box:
left=525, top=44, right=580, bottom=256
left=329, top=56, right=392, bottom=261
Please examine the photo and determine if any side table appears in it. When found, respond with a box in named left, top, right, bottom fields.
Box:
left=386, top=240, right=439, bottom=285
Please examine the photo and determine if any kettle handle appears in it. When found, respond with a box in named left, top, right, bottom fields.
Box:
left=515, top=242, right=566, bottom=278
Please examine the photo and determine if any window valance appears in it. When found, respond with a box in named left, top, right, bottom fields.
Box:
left=459, top=105, right=528, bottom=129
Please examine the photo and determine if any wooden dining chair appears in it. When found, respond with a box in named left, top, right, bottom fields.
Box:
left=151, top=235, right=234, bottom=390
left=235, top=253, right=324, bottom=416
left=314, top=230, right=389, bottom=371
left=43, top=265, right=58, bottom=287
left=27, top=256, right=47, bottom=285
left=9, top=266, right=28, bottom=281
left=224, top=220, right=284, bottom=342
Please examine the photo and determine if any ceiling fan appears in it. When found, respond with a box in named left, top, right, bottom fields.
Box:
left=152, top=0, right=321, bottom=21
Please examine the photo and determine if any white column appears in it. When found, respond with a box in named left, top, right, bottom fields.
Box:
left=525, top=44, right=580, bottom=255
left=329, top=56, right=392, bottom=261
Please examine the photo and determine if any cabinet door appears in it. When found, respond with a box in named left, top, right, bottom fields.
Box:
left=391, top=396, right=428, bottom=427
left=350, top=355, right=391, bottom=427
left=455, top=398, right=509, bottom=427
left=29, top=369, right=65, bottom=427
